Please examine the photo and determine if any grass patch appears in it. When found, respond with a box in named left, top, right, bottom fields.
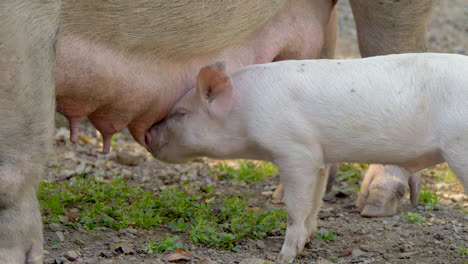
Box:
left=402, top=212, right=426, bottom=225
left=459, top=247, right=468, bottom=255
left=315, top=230, right=337, bottom=242
left=213, top=160, right=279, bottom=184
left=419, top=185, right=439, bottom=210
left=145, top=236, right=186, bottom=254
left=336, top=163, right=362, bottom=192
left=110, top=133, right=123, bottom=147
left=435, top=167, right=457, bottom=183
left=39, top=174, right=286, bottom=250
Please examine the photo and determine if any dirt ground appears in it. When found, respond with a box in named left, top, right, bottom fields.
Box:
left=44, top=1, right=467, bottom=264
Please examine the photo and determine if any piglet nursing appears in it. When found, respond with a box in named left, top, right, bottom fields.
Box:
left=147, top=53, right=468, bottom=263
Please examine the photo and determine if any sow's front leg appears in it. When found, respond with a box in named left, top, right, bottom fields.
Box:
left=356, top=165, right=420, bottom=217
left=349, top=0, right=436, bottom=216
left=0, top=0, right=59, bottom=263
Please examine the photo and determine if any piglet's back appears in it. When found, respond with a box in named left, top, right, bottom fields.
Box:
left=232, top=53, right=467, bottom=110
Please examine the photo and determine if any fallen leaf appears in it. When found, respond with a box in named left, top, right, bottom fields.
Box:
left=246, top=207, right=261, bottom=212
left=65, top=211, right=77, bottom=223
left=77, top=135, right=91, bottom=144
left=339, top=249, right=352, bottom=256
left=205, top=197, right=215, bottom=203
left=163, top=249, right=193, bottom=262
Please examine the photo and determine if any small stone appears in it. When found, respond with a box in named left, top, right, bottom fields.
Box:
left=116, top=151, right=144, bottom=166
left=49, top=223, right=62, bottom=232
left=55, top=231, right=65, bottom=242
left=197, top=257, right=215, bottom=264
left=450, top=194, right=466, bottom=202
left=126, top=227, right=138, bottom=234
left=55, top=169, right=75, bottom=180
left=398, top=251, right=421, bottom=258
left=64, top=152, right=76, bottom=160
left=141, top=176, right=151, bottom=182
left=73, top=239, right=86, bottom=246
left=64, top=250, right=79, bottom=261
left=239, top=258, right=266, bottom=264
left=439, top=199, right=453, bottom=206
left=316, top=258, right=333, bottom=264
left=58, top=215, right=69, bottom=224
left=255, top=240, right=266, bottom=249
left=99, top=251, right=111, bottom=258
left=56, top=256, right=69, bottom=263
left=399, top=244, right=412, bottom=252
left=359, top=244, right=373, bottom=252
left=121, top=169, right=133, bottom=177
left=351, top=249, right=365, bottom=258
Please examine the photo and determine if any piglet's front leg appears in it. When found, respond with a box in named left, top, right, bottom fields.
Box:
left=275, top=152, right=329, bottom=263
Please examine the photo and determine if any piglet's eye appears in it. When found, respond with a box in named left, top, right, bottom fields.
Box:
left=168, top=108, right=188, bottom=120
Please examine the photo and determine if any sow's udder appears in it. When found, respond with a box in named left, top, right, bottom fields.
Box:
left=54, top=0, right=331, bottom=153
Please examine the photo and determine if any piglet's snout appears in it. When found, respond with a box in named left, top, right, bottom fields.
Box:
left=146, top=119, right=169, bottom=154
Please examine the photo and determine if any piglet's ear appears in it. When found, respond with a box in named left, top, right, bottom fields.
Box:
left=196, top=62, right=233, bottom=119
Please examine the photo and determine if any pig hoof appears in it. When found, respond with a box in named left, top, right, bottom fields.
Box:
left=360, top=203, right=395, bottom=217
left=272, top=183, right=284, bottom=203
left=357, top=165, right=411, bottom=217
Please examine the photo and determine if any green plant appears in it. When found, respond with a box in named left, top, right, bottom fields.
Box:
left=435, top=167, right=457, bottom=183
left=458, top=247, right=468, bottom=255
left=145, top=236, right=187, bottom=254
left=315, top=230, right=337, bottom=241
left=402, top=212, right=426, bottom=225
left=213, top=160, right=279, bottom=184
left=419, top=185, right=439, bottom=210
left=38, top=173, right=286, bottom=250
left=110, top=133, right=123, bottom=147
left=325, top=163, right=362, bottom=197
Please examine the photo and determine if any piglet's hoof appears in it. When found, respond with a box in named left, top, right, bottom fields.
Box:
left=272, top=183, right=284, bottom=204
left=356, top=165, right=420, bottom=217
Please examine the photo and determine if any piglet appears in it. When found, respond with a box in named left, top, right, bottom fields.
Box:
left=147, top=53, right=468, bottom=263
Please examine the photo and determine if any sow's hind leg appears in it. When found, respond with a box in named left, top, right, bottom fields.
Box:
left=0, top=0, right=59, bottom=263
